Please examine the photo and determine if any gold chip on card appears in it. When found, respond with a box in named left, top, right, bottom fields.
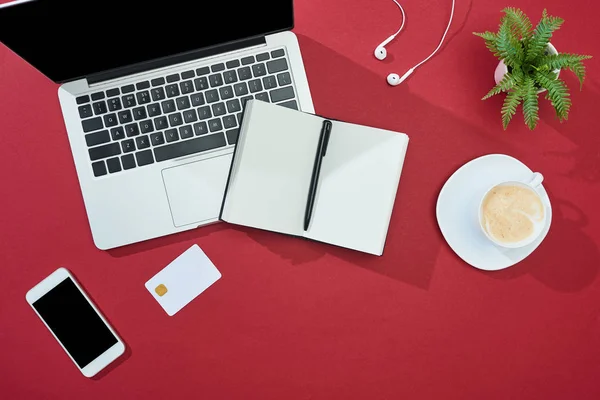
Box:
left=155, top=284, right=168, bottom=296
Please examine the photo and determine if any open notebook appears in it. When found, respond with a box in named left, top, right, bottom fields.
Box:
left=220, top=100, right=409, bottom=255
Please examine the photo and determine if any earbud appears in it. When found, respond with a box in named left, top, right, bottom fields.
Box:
left=386, top=69, right=415, bottom=86
left=374, top=46, right=387, bottom=61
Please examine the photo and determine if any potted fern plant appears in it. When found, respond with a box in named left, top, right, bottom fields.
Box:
left=474, top=8, right=592, bottom=130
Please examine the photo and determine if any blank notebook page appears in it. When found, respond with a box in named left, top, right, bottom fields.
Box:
left=221, top=100, right=324, bottom=235
left=304, top=121, right=409, bottom=255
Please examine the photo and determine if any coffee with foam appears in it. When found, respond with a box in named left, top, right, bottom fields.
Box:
left=481, top=184, right=545, bottom=244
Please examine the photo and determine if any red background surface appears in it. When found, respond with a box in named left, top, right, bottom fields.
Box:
left=2, top=0, right=600, bottom=398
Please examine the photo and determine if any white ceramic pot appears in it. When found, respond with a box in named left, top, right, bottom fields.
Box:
left=494, top=43, right=560, bottom=94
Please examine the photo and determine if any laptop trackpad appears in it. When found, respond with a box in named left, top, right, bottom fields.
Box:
left=162, top=154, right=233, bottom=227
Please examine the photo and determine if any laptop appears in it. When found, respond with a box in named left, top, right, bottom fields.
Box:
left=0, top=0, right=314, bottom=250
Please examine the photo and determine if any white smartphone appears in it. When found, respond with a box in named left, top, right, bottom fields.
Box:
left=25, top=267, right=125, bottom=377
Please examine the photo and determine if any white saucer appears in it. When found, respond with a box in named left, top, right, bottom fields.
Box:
left=436, top=154, right=552, bottom=271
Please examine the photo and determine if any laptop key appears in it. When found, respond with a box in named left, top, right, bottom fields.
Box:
left=103, top=113, right=118, bottom=127
left=226, top=129, right=239, bottom=145
left=121, top=84, right=135, bottom=93
left=121, top=139, right=136, bottom=153
left=255, top=92, right=270, bottom=102
left=269, top=87, right=295, bottom=103
left=212, top=103, right=226, bottom=117
left=93, top=101, right=107, bottom=115
left=110, top=127, right=125, bottom=141
left=223, top=70, right=237, bottom=84
left=180, top=80, right=194, bottom=94
left=85, top=130, right=110, bottom=147
left=108, top=97, right=122, bottom=111
left=118, top=110, right=132, bottom=124
left=240, top=96, right=253, bottom=107
left=241, top=56, right=255, bottom=65
left=266, top=58, right=288, bottom=74
left=76, top=95, right=90, bottom=104
left=211, top=63, right=225, bottom=72
left=147, top=103, right=162, bottom=117
left=226, top=98, right=241, bottom=113
left=161, top=99, right=176, bottom=114
left=92, top=161, right=107, bottom=177
left=151, top=77, right=165, bottom=86
left=197, top=106, right=212, bottom=120
left=135, top=136, right=150, bottom=149
left=125, top=123, right=140, bottom=137
left=136, top=81, right=150, bottom=90
left=271, top=49, right=285, bottom=58
left=153, top=133, right=227, bottom=162
left=193, top=121, right=208, bottom=136
left=205, top=89, right=219, bottom=103
left=166, top=73, right=180, bottom=83
left=277, top=72, right=292, bottom=86
left=106, top=157, right=121, bottom=173
left=91, top=92, right=105, bottom=101
left=238, top=66, right=252, bottom=80
left=219, top=86, right=234, bottom=100
left=256, top=52, right=269, bottom=62
left=262, top=76, right=277, bottom=90
left=154, top=116, right=168, bottom=131
left=177, top=126, right=192, bottom=140
left=139, top=119, right=154, bottom=134
left=89, top=142, right=121, bottom=161
left=208, top=118, right=222, bottom=132
left=252, top=63, right=267, bottom=77
left=278, top=100, right=298, bottom=110
left=190, top=93, right=205, bottom=107
left=168, top=112, right=183, bottom=127
left=196, top=66, right=210, bottom=76
left=136, top=91, right=151, bottom=105
left=223, top=115, right=237, bottom=129
left=183, top=109, right=197, bottom=123
left=236, top=112, right=243, bottom=125
left=133, top=107, right=147, bottom=120
left=122, top=94, right=136, bottom=107
left=226, top=60, right=240, bottom=69
left=82, top=117, right=103, bottom=133
left=107, top=88, right=120, bottom=97
left=78, top=105, right=93, bottom=119
left=121, top=154, right=136, bottom=170
left=194, top=77, right=209, bottom=91
left=167, top=128, right=181, bottom=141
left=135, top=150, right=154, bottom=166
left=151, top=87, right=166, bottom=101
left=209, top=74, right=223, bottom=87
left=176, top=96, right=191, bottom=110
left=234, top=82, right=249, bottom=96
left=166, top=84, right=180, bottom=98
left=181, top=70, right=195, bottom=79
left=248, top=79, right=262, bottom=93
left=150, top=132, right=165, bottom=146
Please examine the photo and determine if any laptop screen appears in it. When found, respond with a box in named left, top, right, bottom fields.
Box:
left=0, top=0, right=294, bottom=83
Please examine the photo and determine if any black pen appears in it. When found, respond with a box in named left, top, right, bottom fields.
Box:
left=304, top=119, right=332, bottom=231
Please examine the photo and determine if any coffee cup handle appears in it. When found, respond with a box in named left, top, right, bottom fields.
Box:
left=528, top=172, right=544, bottom=188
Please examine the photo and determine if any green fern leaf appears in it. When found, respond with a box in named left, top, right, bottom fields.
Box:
left=503, top=7, right=533, bottom=42
left=522, top=77, right=540, bottom=130
left=527, top=10, right=564, bottom=62
left=482, top=71, right=522, bottom=100
left=496, top=19, right=525, bottom=67
left=535, top=71, right=572, bottom=121
left=501, top=87, right=523, bottom=129
left=537, top=53, right=592, bottom=88
left=473, top=31, right=501, bottom=57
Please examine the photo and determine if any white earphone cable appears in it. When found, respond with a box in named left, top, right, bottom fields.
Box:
left=391, top=0, right=407, bottom=37
left=412, top=0, right=455, bottom=70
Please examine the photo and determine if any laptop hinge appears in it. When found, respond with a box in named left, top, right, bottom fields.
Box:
left=87, top=36, right=266, bottom=85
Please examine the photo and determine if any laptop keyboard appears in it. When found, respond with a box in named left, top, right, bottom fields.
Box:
left=76, top=48, right=298, bottom=177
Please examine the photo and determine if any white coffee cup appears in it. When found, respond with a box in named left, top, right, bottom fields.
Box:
left=478, top=172, right=547, bottom=249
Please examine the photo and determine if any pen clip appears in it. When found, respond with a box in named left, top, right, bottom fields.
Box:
left=321, top=120, right=332, bottom=157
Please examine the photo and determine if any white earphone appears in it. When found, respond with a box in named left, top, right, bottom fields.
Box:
left=375, top=0, right=456, bottom=86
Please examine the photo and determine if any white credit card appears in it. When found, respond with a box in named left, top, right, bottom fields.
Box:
left=145, top=245, right=221, bottom=316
